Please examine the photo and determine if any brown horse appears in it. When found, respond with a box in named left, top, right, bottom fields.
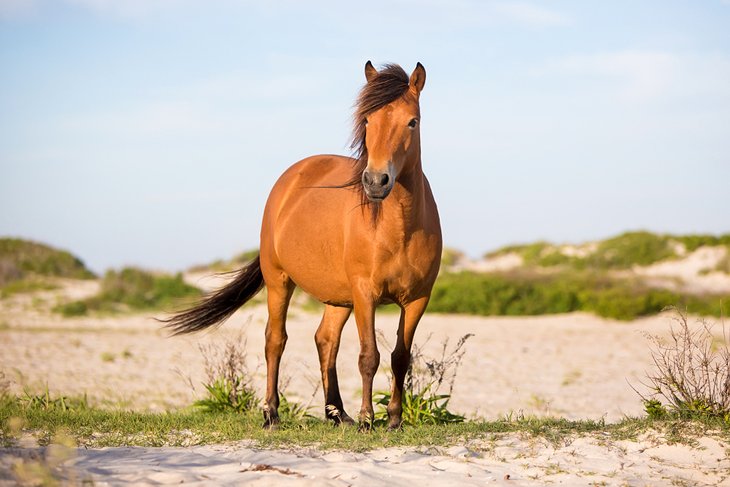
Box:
left=165, top=61, right=442, bottom=430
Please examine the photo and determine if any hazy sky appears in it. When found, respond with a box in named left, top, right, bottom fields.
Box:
left=1, top=0, right=729, bottom=273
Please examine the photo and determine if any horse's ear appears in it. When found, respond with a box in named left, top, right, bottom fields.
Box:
left=410, top=62, right=426, bottom=94
left=364, top=61, right=378, bottom=83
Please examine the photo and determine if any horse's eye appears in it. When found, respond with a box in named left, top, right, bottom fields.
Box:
left=408, top=118, right=418, bottom=128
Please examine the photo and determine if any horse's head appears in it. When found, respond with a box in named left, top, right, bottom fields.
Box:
left=352, top=62, right=426, bottom=202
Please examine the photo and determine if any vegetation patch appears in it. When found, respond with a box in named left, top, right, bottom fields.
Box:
left=638, top=311, right=730, bottom=423
left=55, top=267, right=200, bottom=316
left=0, top=278, right=58, bottom=299
left=374, top=334, right=472, bottom=426
left=429, top=270, right=729, bottom=320
left=485, top=231, right=730, bottom=271
left=2, top=394, right=728, bottom=450
left=0, top=238, right=95, bottom=299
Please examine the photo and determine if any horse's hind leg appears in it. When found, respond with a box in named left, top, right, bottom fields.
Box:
left=388, top=296, right=429, bottom=430
left=262, top=274, right=295, bottom=429
left=315, top=305, right=354, bottom=425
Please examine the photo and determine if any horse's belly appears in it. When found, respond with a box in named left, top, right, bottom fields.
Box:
left=277, top=235, right=353, bottom=305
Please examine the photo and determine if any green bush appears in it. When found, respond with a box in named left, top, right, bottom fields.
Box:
left=55, top=267, right=200, bottom=316
left=429, top=271, right=730, bottom=321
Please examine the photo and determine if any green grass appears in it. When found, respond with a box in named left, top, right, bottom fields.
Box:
left=2, top=395, right=727, bottom=450
left=55, top=267, right=201, bottom=316
left=0, top=238, right=95, bottom=286
left=429, top=270, right=730, bottom=320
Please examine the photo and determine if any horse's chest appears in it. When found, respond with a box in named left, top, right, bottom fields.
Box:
left=373, top=234, right=439, bottom=300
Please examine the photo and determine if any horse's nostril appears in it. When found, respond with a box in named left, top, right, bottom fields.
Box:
left=363, top=172, right=373, bottom=186
left=380, top=173, right=389, bottom=186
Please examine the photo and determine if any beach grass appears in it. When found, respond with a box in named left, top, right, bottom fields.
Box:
left=2, top=395, right=728, bottom=450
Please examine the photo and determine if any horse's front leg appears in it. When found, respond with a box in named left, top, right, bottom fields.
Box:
left=262, top=277, right=295, bottom=429
left=314, top=304, right=354, bottom=425
left=388, top=296, right=429, bottom=430
left=352, top=291, right=379, bottom=430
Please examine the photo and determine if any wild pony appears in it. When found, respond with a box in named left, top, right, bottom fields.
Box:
left=165, top=61, right=442, bottom=430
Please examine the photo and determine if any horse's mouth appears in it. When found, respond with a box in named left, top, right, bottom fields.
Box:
left=364, top=191, right=391, bottom=203
left=363, top=186, right=392, bottom=203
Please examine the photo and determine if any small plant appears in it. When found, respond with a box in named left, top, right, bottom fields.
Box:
left=194, top=376, right=257, bottom=413
left=100, top=352, right=115, bottom=363
left=278, top=393, right=315, bottom=421
left=20, top=386, right=88, bottom=412
left=636, top=310, right=730, bottom=422
left=373, top=333, right=472, bottom=426
left=193, top=331, right=258, bottom=414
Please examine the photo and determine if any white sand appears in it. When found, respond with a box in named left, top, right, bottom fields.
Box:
left=2, top=434, right=729, bottom=486
left=1, top=278, right=729, bottom=486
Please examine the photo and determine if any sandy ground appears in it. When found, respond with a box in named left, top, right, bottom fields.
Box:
left=1, top=280, right=729, bottom=485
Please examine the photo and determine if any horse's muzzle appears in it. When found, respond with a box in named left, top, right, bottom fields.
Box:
left=362, top=170, right=393, bottom=202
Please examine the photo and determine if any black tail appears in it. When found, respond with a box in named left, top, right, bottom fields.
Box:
left=163, top=256, right=264, bottom=335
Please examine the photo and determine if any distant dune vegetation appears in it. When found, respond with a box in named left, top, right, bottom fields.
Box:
left=433, top=231, right=730, bottom=320
left=1, top=232, right=728, bottom=320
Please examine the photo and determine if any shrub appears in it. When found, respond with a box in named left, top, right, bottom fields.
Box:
left=193, top=332, right=258, bottom=414
left=428, top=270, right=730, bottom=320
left=373, top=334, right=472, bottom=426
left=55, top=267, right=200, bottom=316
left=637, top=311, right=730, bottom=422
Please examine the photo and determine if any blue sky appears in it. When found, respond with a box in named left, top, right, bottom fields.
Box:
left=1, top=0, right=729, bottom=273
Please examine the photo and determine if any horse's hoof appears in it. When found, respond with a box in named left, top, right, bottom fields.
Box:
left=262, top=409, right=280, bottom=430
left=357, top=421, right=373, bottom=433
left=387, top=422, right=403, bottom=432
